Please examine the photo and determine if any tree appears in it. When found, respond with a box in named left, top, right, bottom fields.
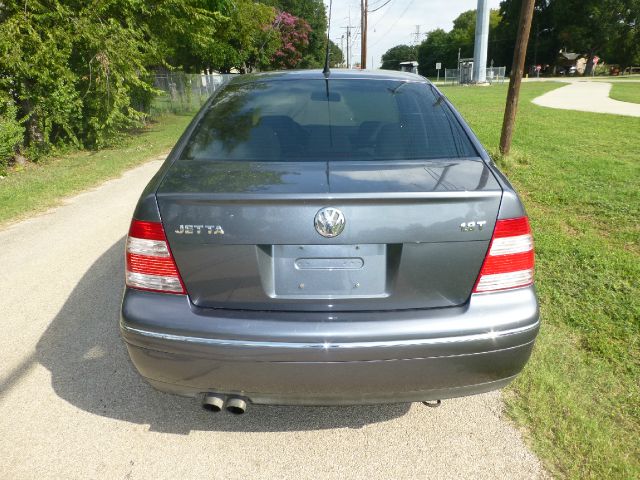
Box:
left=416, top=29, right=455, bottom=77
left=259, top=0, right=328, bottom=67
left=415, top=9, right=502, bottom=77
left=606, top=1, right=640, bottom=69
left=207, top=0, right=279, bottom=73
left=380, top=45, right=417, bottom=70
left=0, top=0, right=280, bottom=156
left=0, top=0, right=166, bottom=149
left=328, top=40, right=344, bottom=67
left=270, top=11, right=311, bottom=69
left=549, top=0, right=640, bottom=72
left=0, top=95, right=23, bottom=173
left=496, top=0, right=640, bottom=72
left=0, top=0, right=339, bottom=164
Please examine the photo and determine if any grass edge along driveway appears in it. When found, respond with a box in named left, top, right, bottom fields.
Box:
left=443, top=82, right=639, bottom=479
left=609, top=82, right=640, bottom=104
left=0, top=114, right=193, bottom=227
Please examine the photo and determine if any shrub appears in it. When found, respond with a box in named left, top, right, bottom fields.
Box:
left=0, top=100, right=24, bottom=173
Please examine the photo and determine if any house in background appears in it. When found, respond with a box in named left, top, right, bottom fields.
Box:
left=556, top=50, right=587, bottom=75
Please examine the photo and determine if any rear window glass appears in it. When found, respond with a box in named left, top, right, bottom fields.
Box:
left=181, top=79, right=477, bottom=162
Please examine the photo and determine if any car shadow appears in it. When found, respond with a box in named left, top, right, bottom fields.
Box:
left=36, top=238, right=410, bottom=434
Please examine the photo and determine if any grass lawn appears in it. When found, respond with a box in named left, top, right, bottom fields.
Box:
left=609, top=82, right=640, bottom=104
left=442, top=82, right=639, bottom=479
left=0, top=114, right=193, bottom=226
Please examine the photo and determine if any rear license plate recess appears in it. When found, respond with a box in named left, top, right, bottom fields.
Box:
left=272, top=244, right=387, bottom=298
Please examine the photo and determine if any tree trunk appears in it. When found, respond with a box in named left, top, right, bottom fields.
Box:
left=19, top=82, right=45, bottom=148
left=13, top=153, right=28, bottom=166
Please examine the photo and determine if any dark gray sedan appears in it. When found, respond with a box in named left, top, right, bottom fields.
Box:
left=120, top=70, right=538, bottom=414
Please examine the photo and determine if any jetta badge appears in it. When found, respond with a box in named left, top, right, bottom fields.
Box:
left=314, top=207, right=346, bottom=238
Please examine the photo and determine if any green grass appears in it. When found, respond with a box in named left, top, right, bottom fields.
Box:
left=442, top=82, right=639, bottom=479
left=609, top=82, right=640, bottom=104
left=0, top=114, right=193, bottom=226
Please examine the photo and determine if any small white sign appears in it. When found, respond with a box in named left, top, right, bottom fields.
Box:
left=436, top=62, right=442, bottom=70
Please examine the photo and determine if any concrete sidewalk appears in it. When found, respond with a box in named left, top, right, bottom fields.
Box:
left=532, top=81, right=640, bottom=117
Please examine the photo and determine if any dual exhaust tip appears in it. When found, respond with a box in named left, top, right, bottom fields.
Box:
left=202, top=393, right=247, bottom=415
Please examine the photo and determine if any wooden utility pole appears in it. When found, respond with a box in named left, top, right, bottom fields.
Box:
left=361, top=0, right=368, bottom=69
left=499, top=0, right=536, bottom=155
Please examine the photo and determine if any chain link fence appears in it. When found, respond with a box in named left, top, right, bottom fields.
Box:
left=444, top=69, right=459, bottom=85
left=444, top=67, right=506, bottom=85
left=485, top=67, right=507, bottom=84
left=149, top=73, right=236, bottom=116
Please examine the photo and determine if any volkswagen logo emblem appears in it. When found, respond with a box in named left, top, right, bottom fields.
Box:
left=314, top=207, right=346, bottom=238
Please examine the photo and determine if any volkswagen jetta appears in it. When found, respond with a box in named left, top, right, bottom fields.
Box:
left=120, top=70, right=539, bottom=413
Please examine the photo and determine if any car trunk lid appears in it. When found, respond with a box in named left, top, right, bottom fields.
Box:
left=157, top=159, right=502, bottom=311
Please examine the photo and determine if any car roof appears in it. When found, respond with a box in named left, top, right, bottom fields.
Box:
left=228, top=69, right=429, bottom=85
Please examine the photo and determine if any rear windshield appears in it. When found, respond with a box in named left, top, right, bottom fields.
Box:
left=181, top=79, right=477, bottom=162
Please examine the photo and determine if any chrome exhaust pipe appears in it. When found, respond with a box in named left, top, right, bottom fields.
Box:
left=225, top=397, right=247, bottom=415
left=202, top=393, right=225, bottom=412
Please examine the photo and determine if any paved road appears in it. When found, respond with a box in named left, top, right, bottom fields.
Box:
left=0, top=160, right=546, bottom=480
left=532, top=80, right=640, bottom=116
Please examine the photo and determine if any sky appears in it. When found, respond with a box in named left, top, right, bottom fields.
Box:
left=325, top=0, right=502, bottom=69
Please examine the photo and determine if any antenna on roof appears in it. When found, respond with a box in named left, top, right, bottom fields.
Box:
left=322, top=0, right=332, bottom=77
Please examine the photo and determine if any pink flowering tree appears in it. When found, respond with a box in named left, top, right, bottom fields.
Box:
left=271, top=11, right=311, bottom=69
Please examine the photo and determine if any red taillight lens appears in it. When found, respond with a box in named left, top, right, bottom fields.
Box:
left=473, top=217, right=534, bottom=293
left=125, top=220, right=185, bottom=294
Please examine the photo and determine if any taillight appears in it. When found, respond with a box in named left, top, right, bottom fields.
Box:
left=125, top=220, right=186, bottom=294
left=473, top=217, right=534, bottom=293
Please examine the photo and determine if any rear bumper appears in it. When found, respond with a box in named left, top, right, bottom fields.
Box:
left=120, top=286, right=539, bottom=405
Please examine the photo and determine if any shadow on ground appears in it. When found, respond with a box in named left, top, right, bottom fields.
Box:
left=36, top=239, right=409, bottom=434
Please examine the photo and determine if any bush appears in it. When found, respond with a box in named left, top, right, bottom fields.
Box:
left=0, top=101, right=24, bottom=173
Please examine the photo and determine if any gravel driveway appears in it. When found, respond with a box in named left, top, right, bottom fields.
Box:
left=0, top=160, right=547, bottom=479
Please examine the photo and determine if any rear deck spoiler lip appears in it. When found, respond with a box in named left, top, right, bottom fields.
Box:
left=155, top=190, right=502, bottom=202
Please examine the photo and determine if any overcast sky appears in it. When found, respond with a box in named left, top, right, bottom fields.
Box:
left=325, top=0, right=502, bottom=69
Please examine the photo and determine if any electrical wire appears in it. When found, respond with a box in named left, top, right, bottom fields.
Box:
left=368, top=0, right=387, bottom=9
left=371, top=0, right=396, bottom=31
left=368, top=0, right=393, bottom=14
left=370, top=0, right=416, bottom=47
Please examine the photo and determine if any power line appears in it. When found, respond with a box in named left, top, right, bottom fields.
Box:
left=368, top=0, right=393, bottom=13
left=368, top=0, right=388, bottom=9
left=371, top=0, right=397, bottom=31
left=370, top=0, right=416, bottom=47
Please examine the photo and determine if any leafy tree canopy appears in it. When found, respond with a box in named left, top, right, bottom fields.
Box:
left=496, top=0, right=640, bottom=70
left=270, top=11, right=312, bottom=69
left=259, top=0, right=328, bottom=67
left=329, top=40, right=344, bottom=68
left=0, top=0, right=328, bottom=159
left=415, top=9, right=501, bottom=77
left=380, top=45, right=417, bottom=70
